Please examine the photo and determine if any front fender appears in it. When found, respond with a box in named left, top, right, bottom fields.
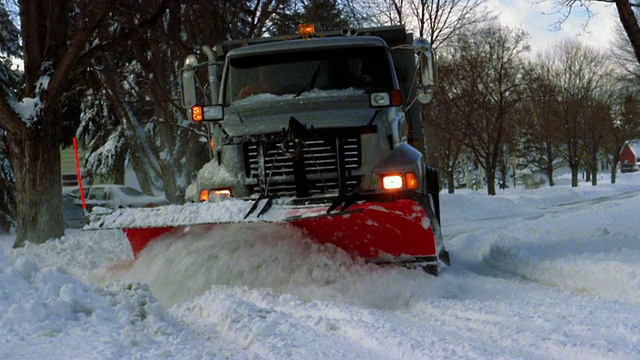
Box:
left=368, top=142, right=424, bottom=192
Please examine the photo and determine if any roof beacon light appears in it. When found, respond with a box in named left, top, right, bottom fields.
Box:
left=298, top=23, right=315, bottom=37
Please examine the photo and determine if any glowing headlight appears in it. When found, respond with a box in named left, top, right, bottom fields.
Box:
left=199, top=188, right=232, bottom=202
left=212, top=189, right=231, bottom=197
left=381, top=172, right=419, bottom=191
left=382, top=174, right=403, bottom=190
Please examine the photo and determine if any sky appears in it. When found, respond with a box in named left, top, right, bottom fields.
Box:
left=2, top=169, right=640, bottom=358
left=489, top=0, right=621, bottom=55
left=6, top=1, right=622, bottom=69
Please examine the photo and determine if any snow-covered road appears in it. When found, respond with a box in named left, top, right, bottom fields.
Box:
left=2, top=172, right=640, bottom=359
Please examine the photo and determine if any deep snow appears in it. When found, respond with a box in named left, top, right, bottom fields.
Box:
left=2, top=171, right=640, bottom=359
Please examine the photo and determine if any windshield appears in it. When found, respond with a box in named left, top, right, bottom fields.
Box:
left=225, top=46, right=394, bottom=105
left=119, top=186, right=145, bottom=197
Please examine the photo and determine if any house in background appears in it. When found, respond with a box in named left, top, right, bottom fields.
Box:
left=620, top=139, right=640, bottom=173
left=60, top=145, right=86, bottom=187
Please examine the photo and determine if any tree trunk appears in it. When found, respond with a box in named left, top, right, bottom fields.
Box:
left=611, top=164, right=617, bottom=184
left=615, top=0, right=640, bottom=66
left=546, top=161, right=555, bottom=187
left=156, top=116, right=181, bottom=202
left=112, top=146, right=127, bottom=185
left=7, top=125, right=65, bottom=248
left=486, top=168, right=497, bottom=196
left=571, top=165, right=579, bottom=187
left=499, top=159, right=508, bottom=190
left=590, top=155, right=598, bottom=186
left=447, top=169, right=455, bottom=194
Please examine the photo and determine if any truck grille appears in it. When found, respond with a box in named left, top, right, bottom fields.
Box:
left=244, top=135, right=362, bottom=197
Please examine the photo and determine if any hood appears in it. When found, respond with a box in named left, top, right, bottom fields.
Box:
left=222, top=90, right=377, bottom=137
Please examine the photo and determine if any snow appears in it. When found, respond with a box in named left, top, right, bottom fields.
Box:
left=3, top=171, right=640, bottom=359
left=233, top=88, right=365, bottom=106
left=626, top=139, right=640, bottom=158
left=8, top=75, right=50, bottom=126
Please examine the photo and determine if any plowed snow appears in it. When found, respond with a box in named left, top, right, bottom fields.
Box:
left=3, top=171, right=640, bottom=359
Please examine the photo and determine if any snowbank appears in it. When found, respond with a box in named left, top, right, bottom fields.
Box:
left=2, top=171, right=640, bottom=359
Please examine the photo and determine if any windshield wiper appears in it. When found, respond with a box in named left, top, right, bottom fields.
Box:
left=294, top=64, right=321, bottom=98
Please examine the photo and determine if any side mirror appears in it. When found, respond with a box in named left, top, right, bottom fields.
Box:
left=181, top=55, right=198, bottom=109
left=413, top=38, right=435, bottom=104
left=192, top=105, right=224, bottom=122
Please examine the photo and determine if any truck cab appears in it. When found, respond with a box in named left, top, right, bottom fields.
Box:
left=124, top=24, right=448, bottom=273
left=184, top=25, right=436, bottom=206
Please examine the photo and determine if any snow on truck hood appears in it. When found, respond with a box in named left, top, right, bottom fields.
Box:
left=223, top=89, right=376, bottom=137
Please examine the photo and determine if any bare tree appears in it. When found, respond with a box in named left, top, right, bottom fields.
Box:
left=550, top=39, right=610, bottom=187
left=612, top=20, right=640, bottom=79
left=428, top=51, right=470, bottom=193
left=409, top=0, right=494, bottom=49
left=581, top=92, right=614, bottom=186
left=606, top=86, right=640, bottom=183
left=554, top=0, right=640, bottom=66
left=444, top=24, right=529, bottom=195
left=520, top=58, right=565, bottom=186
left=347, top=0, right=407, bottom=25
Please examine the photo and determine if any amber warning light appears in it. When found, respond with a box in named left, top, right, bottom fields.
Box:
left=191, top=105, right=203, bottom=122
left=298, top=23, right=315, bottom=37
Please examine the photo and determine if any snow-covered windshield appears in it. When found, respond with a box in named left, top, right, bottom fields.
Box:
left=225, top=46, right=393, bottom=105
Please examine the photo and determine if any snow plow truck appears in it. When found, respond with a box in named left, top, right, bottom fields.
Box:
left=119, top=24, right=449, bottom=274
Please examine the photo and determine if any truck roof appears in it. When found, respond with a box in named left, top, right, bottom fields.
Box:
left=216, top=25, right=409, bottom=60
left=225, top=36, right=389, bottom=59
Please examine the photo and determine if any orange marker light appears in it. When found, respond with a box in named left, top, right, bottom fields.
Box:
left=406, top=172, right=419, bottom=190
left=192, top=105, right=204, bottom=122
left=199, top=189, right=209, bottom=202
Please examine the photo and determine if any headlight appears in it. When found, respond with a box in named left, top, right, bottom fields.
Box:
left=212, top=189, right=232, bottom=197
left=381, top=172, right=419, bottom=191
left=199, top=188, right=232, bottom=202
left=382, top=174, right=403, bottom=190
left=370, top=90, right=402, bottom=107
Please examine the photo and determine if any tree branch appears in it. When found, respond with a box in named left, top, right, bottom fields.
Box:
left=0, top=89, right=23, bottom=135
left=613, top=0, right=640, bottom=64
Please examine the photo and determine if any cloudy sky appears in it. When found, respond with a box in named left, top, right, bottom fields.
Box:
left=489, top=0, right=621, bottom=55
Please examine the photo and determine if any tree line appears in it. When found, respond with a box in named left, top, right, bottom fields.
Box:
left=0, top=0, right=639, bottom=246
left=429, top=26, right=640, bottom=195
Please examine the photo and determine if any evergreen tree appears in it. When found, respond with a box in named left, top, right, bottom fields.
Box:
left=302, top=0, right=350, bottom=31
left=0, top=1, right=20, bottom=233
left=0, top=2, right=21, bottom=96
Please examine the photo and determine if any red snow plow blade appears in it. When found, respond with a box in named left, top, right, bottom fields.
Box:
left=122, top=198, right=438, bottom=265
